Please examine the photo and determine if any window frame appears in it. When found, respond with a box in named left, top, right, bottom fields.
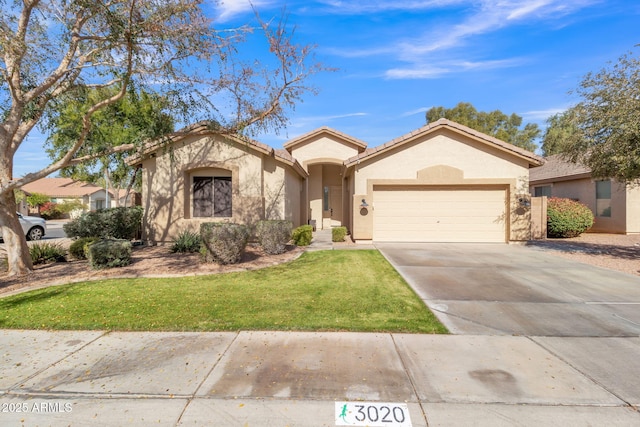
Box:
left=192, top=172, right=233, bottom=219
left=595, top=179, right=611, bottom=218
left=534, top=185, right=551, bottom=197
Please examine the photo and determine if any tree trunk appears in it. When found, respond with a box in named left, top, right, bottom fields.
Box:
left=123, top=166, right=140, bottom=207
left=0, top=190, right=33, bottom=276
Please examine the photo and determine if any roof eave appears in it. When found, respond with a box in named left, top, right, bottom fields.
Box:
left=345, top=120, right=544, bottom=168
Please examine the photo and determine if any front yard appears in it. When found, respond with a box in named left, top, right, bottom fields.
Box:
left=0, top=250, right=447, bottom=333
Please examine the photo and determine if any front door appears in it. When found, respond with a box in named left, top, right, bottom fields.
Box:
left=323, top=185, right=342, bottom=228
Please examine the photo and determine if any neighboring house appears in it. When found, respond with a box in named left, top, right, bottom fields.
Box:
left=20, top=177, right=115, bottom=214
left=530, top=155, right=640, bottom=234
left=129, top=118, right=544, bottom=244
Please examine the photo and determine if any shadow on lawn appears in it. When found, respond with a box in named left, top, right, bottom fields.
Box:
left=0, top=286, right=68, bottom=309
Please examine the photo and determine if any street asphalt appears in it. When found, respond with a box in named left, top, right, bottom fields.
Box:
left=1, top=240, right=639, bottom=426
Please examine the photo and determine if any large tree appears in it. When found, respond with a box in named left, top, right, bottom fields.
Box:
left=540, top=109, right=579, bottom=157
left=0, top=0, right=323, bottom=276
left=46, top=87, right=174, bottom=206
left=426, top=102, right=540, bottom=152
left=558, top=50, right=640, bottom=184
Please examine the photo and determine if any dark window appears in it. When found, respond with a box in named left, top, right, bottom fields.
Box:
left=193, top=176, right=232, bottom=218
left=534, top=186, right=551, bottom=197
left=193, top=177, right=213, bottom=217
left=323, top=186, right=329, bottom=211
left=213, top=177, right=232, bottom=217
left=596, top=180, right=611, bottom=217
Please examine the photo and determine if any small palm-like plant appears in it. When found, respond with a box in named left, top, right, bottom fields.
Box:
left=170, top=230, right=202, bottom=253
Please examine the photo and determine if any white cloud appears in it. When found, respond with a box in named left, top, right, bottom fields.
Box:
left=400, top=107, right=431, bottom=117
left=324, top=0, right=598, bottom=79
left=214, top=0, right=274, bottom=22
left=521, top=107, right=569, bottom=121
left=288, top=112, right=368, bottom=129
left=386, top=57, right=525, bottom=79
left=314, top=0, right=466, bottom=14
left=398, top=1, right=597, bottom=58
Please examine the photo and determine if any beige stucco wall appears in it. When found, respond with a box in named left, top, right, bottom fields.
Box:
left=349, top=129, right=532, bottom=242
left=626, top=186, right=640, bottom=234
left=141, top=134, right=299, bottom=243
left=531, top=178, right=632, bottom=234
left=289, top=135, right=361, bottom=169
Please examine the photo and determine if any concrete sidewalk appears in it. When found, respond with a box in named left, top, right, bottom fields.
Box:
left=1, top=330, right=638, bottom=426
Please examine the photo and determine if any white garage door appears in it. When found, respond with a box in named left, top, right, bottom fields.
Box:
left=373, top=186, right=507, bottom=242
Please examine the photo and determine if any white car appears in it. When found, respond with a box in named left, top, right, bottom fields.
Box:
left=18, top=213, right=47, bottom=241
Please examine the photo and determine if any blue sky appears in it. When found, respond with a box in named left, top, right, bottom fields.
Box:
left=14, top=0, right=639, bottom=178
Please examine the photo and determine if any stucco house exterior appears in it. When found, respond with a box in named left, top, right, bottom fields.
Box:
left=130, top=118, right=544, bottom=244
left=529, top=155, right=640, bottom=234
left=20, top=177, right=115, bottom=215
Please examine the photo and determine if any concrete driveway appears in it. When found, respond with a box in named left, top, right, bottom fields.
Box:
left=376, top=243, right=640, bottom=336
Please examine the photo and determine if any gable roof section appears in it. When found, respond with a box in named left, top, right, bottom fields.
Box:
left=21, top=178, right=107, bottom=197
left=529, top=154, right=592, bottom=184
left=127, top=121, right=308, bottom=178
left=283, top=126, right=368, bottom=152
left=344, top=118, right=544, bottom=167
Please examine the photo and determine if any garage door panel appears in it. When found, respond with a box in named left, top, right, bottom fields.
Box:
left=373, top=187, right=506, bottom=242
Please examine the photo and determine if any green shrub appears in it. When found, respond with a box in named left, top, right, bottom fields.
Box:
left=255, top=220, right=293, bottom=254
left=29, top=242, right=67, bottom=265
left=171, top=230, right=202, bottom=253
left=87, top=239, right=132, bottom=269
left=292, top=225, right=313, bottom=246
left=547, top=197, right=594, bottom=238
left=200, top=223, right=249, bottom=264
left=106, top=206, right=143, bottom=239
left=332, top=226, right=347, bottom=242
left=40, top=202, right=63, bottom=220
left=69, top=237, right=100, bottom=260
left=64, top=207, right=143, bottom=239
left=63, top=210, right=104, bottom=238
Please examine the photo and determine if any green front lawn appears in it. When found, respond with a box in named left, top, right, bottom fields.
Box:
left=0, top=250, right=447, bottom=333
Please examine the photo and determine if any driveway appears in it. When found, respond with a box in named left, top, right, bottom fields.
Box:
left=376, top=243, right=640, bottom=337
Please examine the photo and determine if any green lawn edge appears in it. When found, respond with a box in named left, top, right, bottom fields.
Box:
left=0, top=250, right=448, bottom=334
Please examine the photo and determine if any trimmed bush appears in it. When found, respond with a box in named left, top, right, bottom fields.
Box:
left=87, top=239, right=132, bottom=269
left=171, top=230, right=202, bottom=253
left=29, top=242, right=66, bottom=265
left=69, top=237, right=100, bottom=260
left=255, top=220, right=293, bottom=254
left=292, top=225, right=313, bottom=246
left=332, top=226, right=347, bottom=243
left=64, top=207, right=143, bottom=239
left=200, top=223, right=249, bottom=264
left=547, top=197, right=594, bottom=238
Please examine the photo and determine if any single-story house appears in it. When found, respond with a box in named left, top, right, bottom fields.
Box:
left=129, top=118, right=545, bottom=244
left=20, top=177, right=115, bottom=214
left=529, top=155, right=640, bottom=234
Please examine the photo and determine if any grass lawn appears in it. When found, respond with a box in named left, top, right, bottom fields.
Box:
left=0, top=250, right=447, bottom=333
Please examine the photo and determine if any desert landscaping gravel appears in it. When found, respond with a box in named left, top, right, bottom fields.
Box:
left=2, top=233, right=639, bottom=297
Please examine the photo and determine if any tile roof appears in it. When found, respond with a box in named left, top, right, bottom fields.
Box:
left=344, top=118, right=545, bottom=167
left=127, top=121, right=308, bottom=177
left=529, top=154, right=591, bottom=183
left=283, top=126, right=368, bottom=151
left=20, top=178, right=107, bottom=197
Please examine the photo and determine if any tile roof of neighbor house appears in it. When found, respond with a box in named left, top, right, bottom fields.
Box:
left=283, top=126, right=368, bottom=151
left=344, top=118, right=545, bottom=167
left=127, top=121, right=308, bottom=178
left=529, top=154, right=592, bottom=183
left=21, top=178, right=107, bottom=197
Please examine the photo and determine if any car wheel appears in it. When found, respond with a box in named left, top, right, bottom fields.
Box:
left=27, top=227, right=44, bottom=241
